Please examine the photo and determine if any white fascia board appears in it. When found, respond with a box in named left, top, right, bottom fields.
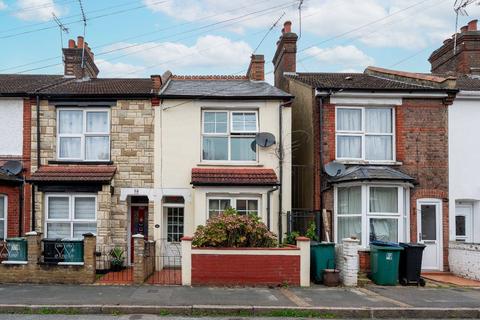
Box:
left=455, top=90, right=480, bottom=100
left=316, top=90, right=447, bottom=106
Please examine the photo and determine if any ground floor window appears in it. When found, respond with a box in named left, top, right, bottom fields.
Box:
left=335, top=185, right=406, bottom=246
left=45, top=194, right=97, bottom=239
left=0, top=195, right=6, bottom=240
left=207, top=196, right=260, bottom=218
left=455, top=202, right=473, bottom=242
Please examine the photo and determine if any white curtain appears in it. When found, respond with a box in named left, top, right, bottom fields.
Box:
left=366, top=108, right=392, bottom=133
left=203, top=137, right=228, bottom=160
left=47, top=222, right=70, bottom=239
left=338, top=217, right=362, bottom=243
left=365, top=136, right=392, bottom=160
left=337, top=108, right=361, bottom=131
left=59, top=137, right=81, bottom=159
left=86, top=112, right=108, bottom=133
left=48, top=197, right=69, bottom=219
left=231, top=137, right=256, bottom=161
left=369, top=218, right=398, bottom=242
left=369, top=187, right=398, bottom=213
left=74, top=197, right=96, bottom=220
left=338, top=187, right=361, bottom=214
left=59, top=110, right=82, bottom=134
left=337, top=136, right=361, bottom=158
left=85, top=136, right=109, bottom=160
left=73, top=223, right=96, bottom=239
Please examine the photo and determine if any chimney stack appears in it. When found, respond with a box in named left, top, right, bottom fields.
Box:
left=247, top=54, right=265, bottom=81
left=150, top=75, right=162, bottom=92
left=62, top=36, right=99, bottom=79
left=429, top=19, right=480, bottom=75
left=272, top=21, right=298, bottom=90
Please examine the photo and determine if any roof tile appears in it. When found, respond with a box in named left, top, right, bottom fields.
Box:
left=191, top=168, right=278, bottom=186
left=29, top=165, right=116, bottom=183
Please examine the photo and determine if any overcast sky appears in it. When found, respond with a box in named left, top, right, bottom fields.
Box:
left=0, top=0, right=479, bottom=82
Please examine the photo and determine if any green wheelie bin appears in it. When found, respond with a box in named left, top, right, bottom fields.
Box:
left=6, top=237, right=27, bottom=262
left=310, top=242, right=336, bottom=284
left=370, top=241, right=403, bottom=286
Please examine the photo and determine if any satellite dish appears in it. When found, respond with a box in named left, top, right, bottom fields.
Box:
left=250, top=140, right=257, bottom=152
left=255, top=132, right=276, bottom=148
left=1, top=160, right=22, bottom=176
left=324, top=161, right=346, bottom=177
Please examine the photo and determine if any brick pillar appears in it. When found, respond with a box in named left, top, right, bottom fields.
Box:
left=25, top=231, right=41, bottom=266
left=181, top=236, right=192, bottom=286
left=83, top=233, right=96, bottom=283
left=132, top=234, right=145, bottom=284
left=340, top=238, right=360, bottom=287
left=296, top=236, right=311, bottom=287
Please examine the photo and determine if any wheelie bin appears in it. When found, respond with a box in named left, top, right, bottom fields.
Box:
left=369, top=240, right=403, bottom=286
left=399, top=242, right=426, bottom=286
left=311, top=241, right=335, bottom=284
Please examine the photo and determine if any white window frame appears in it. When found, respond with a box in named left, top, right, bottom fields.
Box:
left=56, top=108, right=111, bottom=162
left=0, top=195, right=7, bottom=240
left=334, top=184, right=405, bottom=247
left=201, top=110, right=258, bottom=163
left=335, top=106, right=396, bottom=163
left=44, top=193, right=97, bottom=239
left=207, top=196, right=260, bottom=218
left=454, top=202, right=473, bottom=242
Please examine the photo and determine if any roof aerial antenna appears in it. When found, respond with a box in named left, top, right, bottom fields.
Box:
left=453, top=0, right=479, bottom=54
left=78, top=0, right=87, bottom=73
left=52, top=12, right=69, bottom=66
left=252, top=12, right=285, bottom=54
left=298, top=0, right=304, bottom=40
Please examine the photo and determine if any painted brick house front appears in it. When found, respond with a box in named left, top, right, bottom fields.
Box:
left=274, top=22, right=455, bottom=271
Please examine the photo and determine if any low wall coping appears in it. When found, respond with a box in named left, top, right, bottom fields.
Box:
left=132, top=234, right=144, bottom=239
left=25, top=231, right=37, bottom=236
left=192, top=246, right=299, bottom=251
left=449, top=241, right=480, bottom=251
left=181, top=236, right=193, bottom=241
left=296, top=236, right=310, bottom=242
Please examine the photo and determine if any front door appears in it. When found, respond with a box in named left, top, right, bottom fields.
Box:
left=162, top=206, right=184, bottom=267
left=417, top=200, right=442, bottom=270
left=130, top=205, right=148, bottom=263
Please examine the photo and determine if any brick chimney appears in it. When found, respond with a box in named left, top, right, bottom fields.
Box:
left=272, top=21, right=298, bottom=90
left=63, top=36, right=99, bottom=79
left=429, top=19, right=480, bottom=75
left=247, top=54, right=265, bottom=81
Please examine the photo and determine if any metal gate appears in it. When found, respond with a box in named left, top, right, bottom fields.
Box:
left=146, top=239, right=182, bottom=285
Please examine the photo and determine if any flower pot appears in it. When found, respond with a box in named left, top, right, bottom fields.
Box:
left=323, top=269, right=340, bottom=287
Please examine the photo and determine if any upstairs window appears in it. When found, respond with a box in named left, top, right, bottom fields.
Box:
left=202, top=110, right=258, bottom=162
left=57, top=108, right=110, bottom=161
left=336, top=107, right=394, bottom=162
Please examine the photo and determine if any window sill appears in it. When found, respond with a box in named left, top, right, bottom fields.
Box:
left=1, top=260, right=27, bottom=265
left=336, top=160, right=402, bottom=166
left=49, top=160, right=113, bottom=165
left=197, top=162, right=264, bottom=167
left=58, top=262, right=84, bottom=266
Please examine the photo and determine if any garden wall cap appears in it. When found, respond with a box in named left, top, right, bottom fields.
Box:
left=25, top=231, right=38, bottom=236
left=296, top=236, right=310, bottom=241
left=82, top=232, right=95, bottom=237
left=342, top=238, right=360, bottom=243
left=132, top=234, right=144, bottom=238
left=181, top=236, right=193, bottom=241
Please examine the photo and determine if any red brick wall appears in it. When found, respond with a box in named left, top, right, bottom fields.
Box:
left=0, top=186, right=20, bottom=238
left=359, top=250, right=371, bottom=273
left=191, top=253, right=300, bottom=286
left=22, top=98, right=32, bottom=234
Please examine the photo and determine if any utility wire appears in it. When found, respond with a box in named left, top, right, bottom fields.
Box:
left=253, top=12, right=286, bottom=54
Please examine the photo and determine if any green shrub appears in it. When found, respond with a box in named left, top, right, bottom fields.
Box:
left=192, top=209, right=278, bottom=248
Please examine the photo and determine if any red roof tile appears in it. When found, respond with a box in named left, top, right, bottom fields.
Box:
left=29, top=165, right=116, bottom=183
left=191, top=168, right=278, bottom=186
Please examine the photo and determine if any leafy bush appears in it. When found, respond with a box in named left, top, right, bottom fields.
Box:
left=192, top=208, right=278, bottom=248
left=284, top=222, right=318, bottom=245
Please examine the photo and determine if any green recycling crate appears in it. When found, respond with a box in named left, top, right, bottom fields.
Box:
left=370, top=241, right=403, bottom=286
left=311, top=242, right=336, bottom=283
left=6, top=237, right=27, bottom=262
left=61, top=239, right=84, bottom=263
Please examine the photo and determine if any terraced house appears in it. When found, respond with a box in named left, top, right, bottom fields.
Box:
left=1, top=37, right=159, bottom=264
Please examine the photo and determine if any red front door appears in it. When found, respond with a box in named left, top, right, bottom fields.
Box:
left=130, top=205, right=148, bottom=262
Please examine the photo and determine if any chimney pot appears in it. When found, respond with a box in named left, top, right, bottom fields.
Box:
left=468, top=19, right=478, bottom=31
left=461, top=25, right=468, bottom=33
left=284, top=21, right=292, bottom=33
left=77, top=36, right=84, bottom=48
left=68, top=39, right=76, bottom=48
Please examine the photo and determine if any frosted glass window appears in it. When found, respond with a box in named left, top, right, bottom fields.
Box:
left=85, top=136, right=109, bottom=160
left=59, top=110, right=82, bottom=134
left=86, top=112, right=108, bottom=133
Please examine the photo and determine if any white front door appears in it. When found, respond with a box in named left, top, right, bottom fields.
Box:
left=417, top=200, right=442, bottom=270
left=162, top=206, right=184, bottom=267
left=455, top=203, right=473, bottom=242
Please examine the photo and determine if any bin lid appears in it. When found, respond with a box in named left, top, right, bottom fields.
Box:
left=370, top=240, right=402, bottom=247
left=61, top=238, right=84, bottom=242
left=6, top=237, right=26, bottom=241
left=399, top=242, right=426, bottom=248
left=373, top=245, right=403, bottom=251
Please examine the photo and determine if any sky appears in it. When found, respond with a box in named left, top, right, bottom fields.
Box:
left=0, top=0, right=479, bottom=83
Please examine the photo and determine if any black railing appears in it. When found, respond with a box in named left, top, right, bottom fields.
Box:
left=287, top=210, right=321, bottom=239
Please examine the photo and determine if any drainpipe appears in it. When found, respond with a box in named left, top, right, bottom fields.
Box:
left=278, top=99, right=293, bottom=243
left=266, top=186, right=279, bottom=230
left=31, top=94, right=41, bottom=232
left=317, top=94, right=324, bottom=241
left=18, top=180, right=23, bottom=236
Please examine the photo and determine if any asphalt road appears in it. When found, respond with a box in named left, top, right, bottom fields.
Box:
left=0, top=317, right=474, bottom=320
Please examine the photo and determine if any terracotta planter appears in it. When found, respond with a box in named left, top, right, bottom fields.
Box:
left=323, top=269, right=340, bottom=287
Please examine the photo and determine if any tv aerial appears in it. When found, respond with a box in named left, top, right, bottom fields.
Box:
left=324, top=161, right=346, bottom=177
left=453, top=0, right=480, bottom=53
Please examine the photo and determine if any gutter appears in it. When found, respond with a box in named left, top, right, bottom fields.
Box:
left=315, top=90, right=450, bottom=98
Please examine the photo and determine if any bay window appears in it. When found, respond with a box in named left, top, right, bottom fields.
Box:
left=335, top=185, right=405, bottom=246
left=0, top=195, right=6, bottom=240
left=336, top=107, right=394, bottom=161
left=57, top=108, right=110, bottom=161
left=207, top=197, right=259, bottom=218
left=202, top=110, right=258, bottom=162
left=45, top=194, right=97, bottom=239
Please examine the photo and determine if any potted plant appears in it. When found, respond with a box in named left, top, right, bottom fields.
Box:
left=110, top=247, right=125, bottom=272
